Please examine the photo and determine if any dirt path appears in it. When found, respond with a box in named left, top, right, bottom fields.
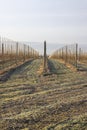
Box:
left=0, top=59, right=87, bottom=130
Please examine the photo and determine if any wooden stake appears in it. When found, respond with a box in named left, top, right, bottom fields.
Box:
left=76, top=43, right=78, bottom=68
left=44, top=41, right=47, bottom=72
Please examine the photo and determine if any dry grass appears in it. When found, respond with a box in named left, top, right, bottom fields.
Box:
left=0, top=59, right=87, bottom=130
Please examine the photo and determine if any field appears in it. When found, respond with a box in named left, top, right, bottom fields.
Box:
left=0, top=59, right=87, bottom=130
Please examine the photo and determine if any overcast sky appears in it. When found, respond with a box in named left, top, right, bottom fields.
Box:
left=0, top=0, right=87, bottom=54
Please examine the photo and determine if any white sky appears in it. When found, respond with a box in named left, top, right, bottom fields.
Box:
left=0, top=0, right=87, bottom=54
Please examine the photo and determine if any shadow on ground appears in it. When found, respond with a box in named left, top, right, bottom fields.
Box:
left=0, top=59, right=33, bottom=82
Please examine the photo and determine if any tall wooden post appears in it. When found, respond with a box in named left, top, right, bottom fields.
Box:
left=65, top=46, right=68, bottom=64
left=31, top=48, right=33, bottom=58
left=28, top=46, right=29, bottom=58
left=62, top=48, right=63, bottom=59
left=16, top=42, right=18, bottom=64
left=24, top=44, right=26, bottom=62
left=2, top=43, right=4, bottom=56
left=76, top=43, right=78, bottom=68
left=2, top=43, right=4, bottom=68
left=44, top=41, right=47, bottom=72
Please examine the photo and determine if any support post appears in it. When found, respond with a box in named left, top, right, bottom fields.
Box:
left=2, top=43, right=4, bottom=68
left=16, top=42, right=18, bottom=64
left=24, top=44, right=26, bottom=62
left=76, top=43, right=78, bottom=68
left=62, top=48, right=63, bottom=59
left=65, top=46, right=67, bottom=64
left=28, top=46, right=29, bottom=58
left=44, top=41, right=47, bottom=72
left=2, top=43, right=4, bottom=56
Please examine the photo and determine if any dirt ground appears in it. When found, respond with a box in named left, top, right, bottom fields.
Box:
left=0, top=59, right=87, bottom=130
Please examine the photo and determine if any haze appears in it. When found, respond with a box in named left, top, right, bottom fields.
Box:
left=0, top=0, right=87, bottom=54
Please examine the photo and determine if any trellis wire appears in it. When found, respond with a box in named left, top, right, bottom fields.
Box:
left=50, top=43, right=87, bottom=68
left=0, top=36, right=39, bottom=70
